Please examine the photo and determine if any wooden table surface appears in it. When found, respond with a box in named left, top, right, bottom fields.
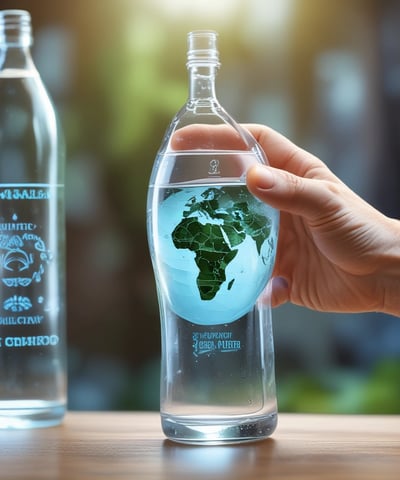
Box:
left=0, top=412, right=399, bottom=479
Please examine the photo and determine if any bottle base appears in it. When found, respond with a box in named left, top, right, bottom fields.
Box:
left=161, top=412, right=277, bottom=445
left=0, top=400, right=66, bottom=429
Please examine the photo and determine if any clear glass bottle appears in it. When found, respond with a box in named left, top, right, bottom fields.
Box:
left=0, top=10, right=66, bottom=428
left=147, top=30, right=279, bottom=444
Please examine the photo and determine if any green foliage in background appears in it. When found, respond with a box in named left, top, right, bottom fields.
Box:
left=64, top=8, right=188, bottom=227
left=278, top=358, right=400, bottom=414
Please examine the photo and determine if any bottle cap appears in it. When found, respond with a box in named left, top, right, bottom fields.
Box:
left=187, top=30, right=220, bottom=67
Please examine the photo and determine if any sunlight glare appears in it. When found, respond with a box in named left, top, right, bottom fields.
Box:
left=152, top=0, right=241, bottom=24
left=244, top=0, right=294, bottom=42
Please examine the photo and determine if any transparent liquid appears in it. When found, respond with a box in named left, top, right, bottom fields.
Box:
left=0, top=70, right=66, bottom=428
left=0, top=186, right=66, bottom=428
left=152, top=184, right=278, bottom=325
left=148, top=172, right=279, bottom=443
left=159, top=307, right=277, bottom=444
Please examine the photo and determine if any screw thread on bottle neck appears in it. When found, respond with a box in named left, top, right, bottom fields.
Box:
left=186, top=30, right=220, bottom=68
left=0, top=10, right=32, bottom=47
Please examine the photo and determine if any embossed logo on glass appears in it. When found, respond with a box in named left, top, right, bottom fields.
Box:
left=0, top=214, right=52, bottom=312
left=208, top=158, right=220, bottom=175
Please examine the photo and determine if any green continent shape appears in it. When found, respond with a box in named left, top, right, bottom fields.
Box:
left=172, top=218, right=238, bottom=300
left=226, top=201, right=271, bottom=254
left=171, top=187, right=271, bottom=301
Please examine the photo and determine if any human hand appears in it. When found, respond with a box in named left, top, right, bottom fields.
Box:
left=172, top=124, right=400, bottom=316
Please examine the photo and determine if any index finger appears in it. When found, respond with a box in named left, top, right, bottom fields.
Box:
left=170, top=124, right=252, bottom=151
left=171, top=123, right=331, bottom=180
left=243, top=124, right=331, bottom=179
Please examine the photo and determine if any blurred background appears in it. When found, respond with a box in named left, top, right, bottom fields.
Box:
left=2, top=0, right=399, bottom=413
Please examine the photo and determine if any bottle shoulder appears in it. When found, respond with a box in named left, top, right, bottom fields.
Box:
left=158, top=104, right=259, bottom=153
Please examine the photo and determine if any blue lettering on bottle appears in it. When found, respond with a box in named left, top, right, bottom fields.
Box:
left=3, top=335, right=59, bottom=348
left=0, top=186, right=51, bottom=200
left=0, top=184, right=57, bottom=350
left=192, top=331, right=241, bottom=356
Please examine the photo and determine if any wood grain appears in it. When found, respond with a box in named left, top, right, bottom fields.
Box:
left=0, top=412, right=398, bottom=479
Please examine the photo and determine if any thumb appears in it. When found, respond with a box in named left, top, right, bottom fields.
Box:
left=246, top=164, right=335, bottom=220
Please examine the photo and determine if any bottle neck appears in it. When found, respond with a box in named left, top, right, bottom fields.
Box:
left=0, top=44, right=35, bottom=71
left=186, top=31, right=220, bottom=104
left=188, top=64, right=218, bottom=102
left=0, top=10, right=35, bottom=72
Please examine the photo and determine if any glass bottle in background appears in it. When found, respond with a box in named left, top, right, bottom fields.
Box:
left=147, top=30, right=279, bottom=444
left=0, top=10, right=66, bottom=428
